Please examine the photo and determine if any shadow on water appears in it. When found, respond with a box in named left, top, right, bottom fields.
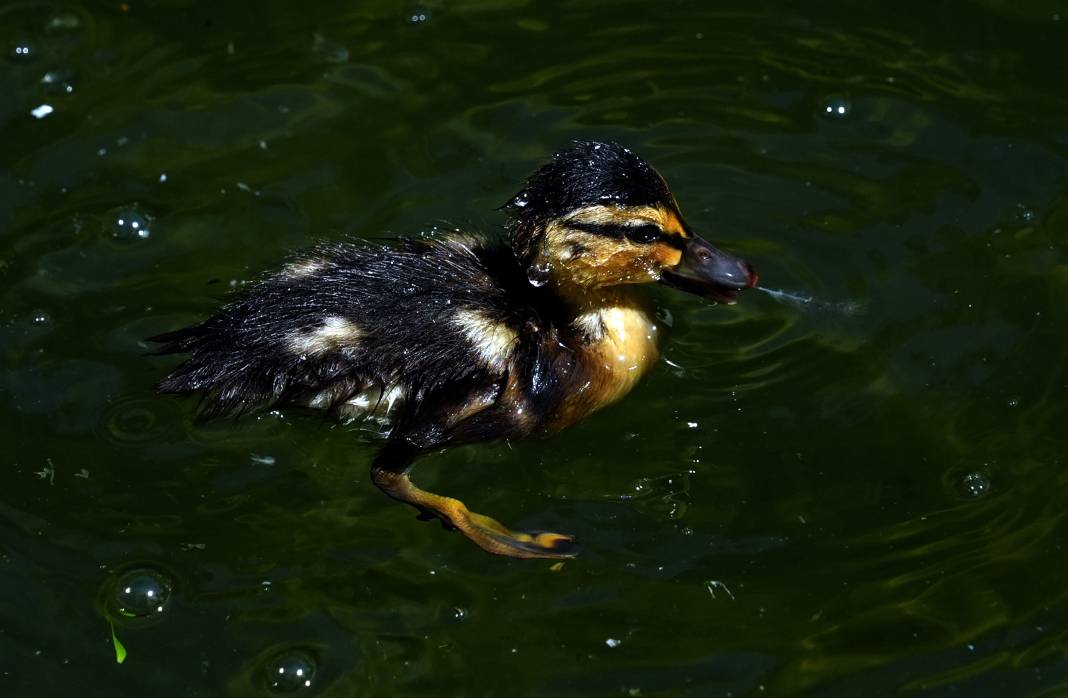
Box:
left=2, top=0, right=1068, bottom=696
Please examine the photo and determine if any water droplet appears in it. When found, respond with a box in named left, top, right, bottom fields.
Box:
left=111, top=568, right=173, bottom=618
left=526, top=259, right=552, bottom=287
left=821, top=95, right=851, bottom=119
left=109, top=206, right=153, bottom=241
left=11, top=41, right=36, bottom=61
left=1014, top=204, right=1036, bottom=223
left=263, top=650, right=317, bottom=692
left=40, top=69, right=75, bottom=95
left=664, top=500, right=687, bottom=520
left=961, top=472, right=990, bottom=498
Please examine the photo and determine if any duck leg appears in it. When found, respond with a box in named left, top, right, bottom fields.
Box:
left=370, top=443, right=576, bottom=560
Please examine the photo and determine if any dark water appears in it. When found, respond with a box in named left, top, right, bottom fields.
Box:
left=3, top=1, right=1068, bottom=696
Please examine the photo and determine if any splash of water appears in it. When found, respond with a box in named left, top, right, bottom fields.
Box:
left=756, top=286, right=866, bottom=316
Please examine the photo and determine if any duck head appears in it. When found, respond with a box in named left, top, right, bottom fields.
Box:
left=504, top=141, right=757, bottom=304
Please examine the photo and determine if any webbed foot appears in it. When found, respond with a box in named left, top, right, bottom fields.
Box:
left=460, top=508, right=577, bottom=559
left=373, top=468, right=576, bottom=560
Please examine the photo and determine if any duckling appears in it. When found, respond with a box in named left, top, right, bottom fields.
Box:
left=150, top=141, right=757, bottom=559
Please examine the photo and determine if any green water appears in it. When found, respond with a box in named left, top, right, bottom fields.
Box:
left=3, top=1, right=1068, bottom=695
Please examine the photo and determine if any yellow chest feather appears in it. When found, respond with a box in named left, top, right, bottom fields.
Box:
left=576, top=303, right=660, bottom=411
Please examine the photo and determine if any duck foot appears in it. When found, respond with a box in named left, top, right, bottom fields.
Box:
left=460, top=509, right=577, bottom=559
left=373, top=468, right=576, bottom=559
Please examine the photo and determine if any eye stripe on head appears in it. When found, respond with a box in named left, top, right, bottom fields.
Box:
left=566, top=221, right=686, bottom=249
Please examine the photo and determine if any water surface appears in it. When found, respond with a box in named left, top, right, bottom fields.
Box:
left=3, top=1, right=1068, bottom=696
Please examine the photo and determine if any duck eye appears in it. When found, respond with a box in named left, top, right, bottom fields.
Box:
left=625, top=223, right=661, bottom=244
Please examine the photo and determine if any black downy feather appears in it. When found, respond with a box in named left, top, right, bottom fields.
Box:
left=149, top=235, right=577, bottom=435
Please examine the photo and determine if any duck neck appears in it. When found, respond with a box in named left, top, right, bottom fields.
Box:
left=549, top=278, right=657, bottom=345
left=543, top=278, right=661, bottom=424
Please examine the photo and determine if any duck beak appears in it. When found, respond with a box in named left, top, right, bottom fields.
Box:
left=658, top=236, right=757, bottom=305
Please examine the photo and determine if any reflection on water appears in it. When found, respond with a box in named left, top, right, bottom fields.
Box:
left=2, top=0, right=1068, bottom=696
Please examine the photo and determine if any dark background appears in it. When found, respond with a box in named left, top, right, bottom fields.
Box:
left=2, top=1, right=1067, bottom=696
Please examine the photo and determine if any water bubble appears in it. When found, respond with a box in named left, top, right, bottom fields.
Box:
left=450, top=606, right=468, bottom=621
left=407, top=10, right=430, bottom=24
left=31, top=310, right=51, bottom=325
left=605, top=638, right=621, bottom=648
left=511, top=191, right=529, bottom=208
left=821, top=96, right=851, bottom=119
left=961, top=472, right=990, bottom=499
left=104, top=400, right=160, bottom=443
left=30, top=104, right=54, bottom=119
left=109, top=206, right=153, bottom=241
left=112, top=568, right=173, bottom=618
left=263, top=650, right=317, bottom=692
left=1007, top=397, right=1020, bottom=408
